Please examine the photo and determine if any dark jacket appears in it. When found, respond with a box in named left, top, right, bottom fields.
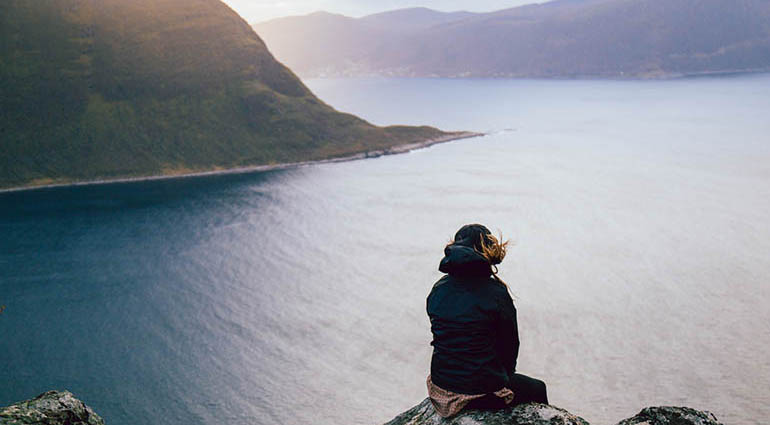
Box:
left=427, top=244, right=519, bottom=395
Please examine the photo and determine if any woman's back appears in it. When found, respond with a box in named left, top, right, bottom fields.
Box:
left=427, top=270, right=519, bottom=395
left=426, top=224, right=546, bottom=417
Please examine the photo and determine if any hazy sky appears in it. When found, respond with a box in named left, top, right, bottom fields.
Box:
left=222, top=0, right=546, bottom=23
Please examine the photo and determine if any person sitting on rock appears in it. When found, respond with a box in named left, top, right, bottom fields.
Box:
left=426, top=223, right=548, bottom=417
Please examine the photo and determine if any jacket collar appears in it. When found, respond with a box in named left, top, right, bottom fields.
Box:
left=438, top=244, right=492, bottom=278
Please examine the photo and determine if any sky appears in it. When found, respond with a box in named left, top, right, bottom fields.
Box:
left=222, top=0, right=546, bottom=23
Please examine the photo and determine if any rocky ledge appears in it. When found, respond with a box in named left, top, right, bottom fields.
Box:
left=0, top=391, right=723, bottom=425
left=0, top=391, right=104, bottom=425
left=384, top=398, right=722, bottom=425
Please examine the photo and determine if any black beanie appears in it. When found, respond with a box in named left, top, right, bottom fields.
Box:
left=452, top=224, right=492, bottom=252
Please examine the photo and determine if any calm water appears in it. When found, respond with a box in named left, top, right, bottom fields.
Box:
left=2, top=76, right=770, bottom=425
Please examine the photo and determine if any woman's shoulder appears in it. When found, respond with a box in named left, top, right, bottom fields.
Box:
left=476, top=278, right=515, bottom=308
left=430, top=275, right=452, bottom=291
left=430, top=275, right=508, bottom=297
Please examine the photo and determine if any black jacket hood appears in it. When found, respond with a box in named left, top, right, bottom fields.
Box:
left=438, top=244, right=492, bottom=278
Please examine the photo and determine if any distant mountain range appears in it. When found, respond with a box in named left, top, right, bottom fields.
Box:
left=254, top=0, right=770, bottom=78
left=0, top=0, right=453, bottom=190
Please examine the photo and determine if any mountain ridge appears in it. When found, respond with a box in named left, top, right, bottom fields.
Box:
left=254, top=0, right=770, bottom=79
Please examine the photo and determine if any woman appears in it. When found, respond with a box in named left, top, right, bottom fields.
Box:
left=426, top=224, right=548, bottom=417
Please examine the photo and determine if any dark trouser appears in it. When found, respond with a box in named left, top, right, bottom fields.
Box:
left=464, top=373, right=549, bottom=410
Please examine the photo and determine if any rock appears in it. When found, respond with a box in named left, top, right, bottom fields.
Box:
left=616, top=406, right=723, bottom=425
left=0, top=391, right=724, bottom=425
left=383, top=399, right=724, bottom=425
left=383, top=398, right=589, bottom=425
left=0, top=391, right=104, bottom=425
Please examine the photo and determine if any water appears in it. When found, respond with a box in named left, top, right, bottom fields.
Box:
left=2, top=75, right=770, bottom=425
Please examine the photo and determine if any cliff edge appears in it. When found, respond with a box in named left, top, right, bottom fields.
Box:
left=384, top=398, right=723, bottom=425
left=0, top=391, right=723, bottom=425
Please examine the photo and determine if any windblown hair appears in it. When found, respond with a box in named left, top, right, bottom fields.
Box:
left=447, top=229, right=510, bottom=287
left=479, top=232, right=510, bottom=287
left=478, top=232, right=508, bottom=266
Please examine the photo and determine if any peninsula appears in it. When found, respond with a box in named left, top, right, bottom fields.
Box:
left=0, top=0, right=471, bottom=191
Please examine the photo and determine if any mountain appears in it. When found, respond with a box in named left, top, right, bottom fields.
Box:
left=254, top=0, right=770, bottom=78
left=253, top=8, right=478, bottom=77
left=357, top=7, right=478, bottom=32
left=251, top=12, right=378, bottom=78
left=0, top=0, right=456, bottom=190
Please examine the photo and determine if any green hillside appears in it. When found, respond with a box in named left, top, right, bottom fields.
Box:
left=0, top=0, right=451, bottom=190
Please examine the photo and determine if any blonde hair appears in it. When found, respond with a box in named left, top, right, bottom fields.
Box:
left=448, top=231, right=510, bottom=287
left=479, top=232, right=508, bottom=266
left=479, top=232, right=510, bottom=287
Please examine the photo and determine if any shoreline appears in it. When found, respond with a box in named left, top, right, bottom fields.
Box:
left=0, top=131, right=483, bottom=194
left=301, top=68, right=770, bottom=81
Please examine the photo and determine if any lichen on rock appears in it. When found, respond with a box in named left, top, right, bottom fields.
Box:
left=0, top=390, right=104, bottom=425
left=0, top=390, right=725, bottom=425
left=383, top=398, right=589, bottom=425
left=383, top=398, right=724, bottom=425
left=617, top=406, right=723, bottom=425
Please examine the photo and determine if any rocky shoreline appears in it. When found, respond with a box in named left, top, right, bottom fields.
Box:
left=1, top=391, right=724, bottom=425
left=0, top=131, right=482, bottom=194
left=301, top=68, right=770, bottom=80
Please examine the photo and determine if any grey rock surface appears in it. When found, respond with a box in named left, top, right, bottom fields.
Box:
left=383, top=398, right=724, bottom=425
left=616, top=406, right=723, bottom=425
left=0, top=390, right=724, bottom=425
left=383, top=398, right=589, bottom=425
left=0, top=391, right=104, bottom=425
